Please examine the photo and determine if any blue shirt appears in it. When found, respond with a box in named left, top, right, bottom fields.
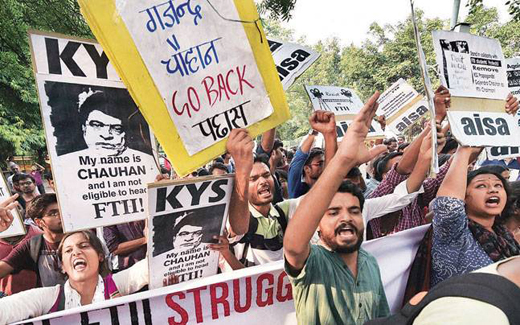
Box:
left=288, top=149, right=310, bottom=198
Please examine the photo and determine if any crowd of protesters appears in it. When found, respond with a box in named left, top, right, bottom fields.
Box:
left=0, top=84, right=520, bottom=324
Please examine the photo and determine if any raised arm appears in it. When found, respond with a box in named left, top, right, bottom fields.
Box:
left=259, top=128, right=276, bottom=153
left=309, top=110, right=337, bottom=167
left=284, top=92, right=380, bottom=272
left=226, top=129, right=254, bottom=236
left=436, top=146, right=478, bottom=199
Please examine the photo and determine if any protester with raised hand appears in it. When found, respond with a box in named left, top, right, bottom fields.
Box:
left=284, top=92, right=390, bottom=325
left=430, top=146, right=520, bottom=287
left=287, top=110, right=336, bottom=199
left=0, top=230, right=152, bottom=323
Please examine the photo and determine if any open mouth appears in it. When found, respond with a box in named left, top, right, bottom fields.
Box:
left=485, top=196, right=501, bottom=208
left=335, top=224, right=357, bottom=240
left=73, top=258, right=87, bottom=271
left=258, top=186, right=272, bottom=198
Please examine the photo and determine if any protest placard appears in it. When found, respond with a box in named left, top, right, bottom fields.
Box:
left=79, top=0, right=290, bottom=176
left=28, top=31, right=158, bottom=232
left=268, top=38, right=320, bottom=90
left=506, top=57, right=520, bottom=96
left=304, top=85, right=364, bottom=119
left=147, top=175, right=233, bottom=289
left=377, top=79, right=430, bottom=134
left=336, top=119, right=385, bottom=141
left=432, top=31, right=520, bottom=147
left=0, top=174, right=25, bottom=239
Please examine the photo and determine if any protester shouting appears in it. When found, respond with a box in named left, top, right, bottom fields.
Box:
left=430, top=145, right=520, bottom=287
left=0, top=230, right=151, bottom=324
left=284, top=92, right=390, bottom=324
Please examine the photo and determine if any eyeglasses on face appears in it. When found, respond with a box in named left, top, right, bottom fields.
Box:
left=87, top=120, right=124, bottom=135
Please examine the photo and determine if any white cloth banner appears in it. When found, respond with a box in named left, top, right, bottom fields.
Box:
left=268, top=38, right=320, bottom=90
left=19, top=224, right=430, bottom=324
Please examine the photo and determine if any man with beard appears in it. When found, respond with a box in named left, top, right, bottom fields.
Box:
left=0, top=194, right=66, bottom=287
left=284, top=92, right=390, bottom=324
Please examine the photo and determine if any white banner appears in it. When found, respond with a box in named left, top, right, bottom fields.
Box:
left=268, top=38, right=320, bottom=90
left=433, top=31, right=508, bottom=100
left=29, top=32, right=158, bottom=232
left=117, top=0, right=274, bottom=155
left=0, top=174, right=25, bottom=239
left=19, top=224, right=430, bottom=324
left=305, top=85, right=364, bottom=118
left=147, top=175, right=233, bottom=289
left=336, top=119, right=385, bottom=141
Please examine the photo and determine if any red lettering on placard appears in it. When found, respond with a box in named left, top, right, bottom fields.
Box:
left=256, top=273, right=274, bottom=307
left=210, top=282, right=230, bottom=320
left=233, top=277, right=252, bottom=313
left=165, top=293, right=189, bottom=325
left=201, top=75, right=218, bottom=107
left=217, top=73, right=231, bottom=101
left=171, top=87, right=200, bottom=118
left=276, top=271, right=293, bottom=302
left=187, top=286, right=208, bottom=323
left=237, top=65, right=255, bottom=94
left=226, top=69, right=237, bottom=95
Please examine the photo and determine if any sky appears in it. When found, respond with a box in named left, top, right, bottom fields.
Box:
left=282, top=0, right=510, bottom=46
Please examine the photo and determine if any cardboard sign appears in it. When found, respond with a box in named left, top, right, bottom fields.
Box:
left=506, top=57, right=520, bottom=96
left=304, top=85, right=364, bottom=119
left=28, top=31, right=158, bottom=232
left=433, top=31, right=508, bottom=100
left=0, top=174, right=25, bottom=239
left=432, top=32, right=519, bottom=147
left=79, top=0, right=290, bottom=176
left=268, top=38, right=320, bottom=90
left=377, top=79, right=429, bottom=134
left=147, top=175, right=233, bottom=289
left=336, top=119, right=385, bottom=141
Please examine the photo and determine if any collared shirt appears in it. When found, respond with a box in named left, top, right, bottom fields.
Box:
left=364, top=177, right=380, bottom=198
left=286, top=246, right=390, bottom=325
left=103, top=221, right=146, bottom=271
left=288, top=148, right=310, bottom=198
left=367, top=160, right=451, bottom=238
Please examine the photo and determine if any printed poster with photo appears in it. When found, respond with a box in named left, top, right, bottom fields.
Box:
left=377, top=79, right=429, bottom=135
left=29, top=31, right=158, bottom=232
left=304, top=85, right=364, bottom=119
left=432, top=31, right=520, bottom=147
left=0, top=174, right=25, bottom=239
left=147, top=175, right=233, bottom=289
left=268, top=38, right=320, bottom=90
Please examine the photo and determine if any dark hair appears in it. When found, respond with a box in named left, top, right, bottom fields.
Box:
left=467, top=167, right=512, bottom=220
left=337, top=180, right=365, bottom=211
left=273, top=139, right=284, bottom=151
left=58, top=230, right=110, bottom=278
left=478, top=164, right=509, bottom=175
left=26, top=193, right=57, bottom=220
left=397, top=143, right=409, bottom=152
left=197, top=168, right=209, bottom=177
left=254, top=153, right=271, bottom=170
left=383, top=137, right=397, bottom=145
left=440, top=137, right=459, bottom=154
left=78, top=91, right=129, bottom=130
left=438, top=153, right=451, bottom=167
left=275, top=169, right=288, bottom=182
left=209, top=163, right=228, bottom=175
left=214, top=157, right=225, bottom=164
left=347, top=166, right=362, bottom=178
left=375, top=152, right=403, bottom=182
left=510, top=181, right=520, bottom=210
left=286, top=150, right=294, bottom=161
left=13, top=173, right=35, bottom=184
left=304, top=148, right=324, bottom=167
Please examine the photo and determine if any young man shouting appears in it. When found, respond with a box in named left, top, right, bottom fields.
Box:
left=284, top=92, right=390, bottom=325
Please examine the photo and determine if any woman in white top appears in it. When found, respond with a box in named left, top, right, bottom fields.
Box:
left=0, top=230, right=149, bottom=324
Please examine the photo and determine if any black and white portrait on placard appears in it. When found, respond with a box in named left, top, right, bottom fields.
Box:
left=44, top=82, right=153, bottom=157
left=152, top=204, right=225, bottom=257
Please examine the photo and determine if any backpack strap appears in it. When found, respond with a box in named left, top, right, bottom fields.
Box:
left=273, top=204, right=287, bottom=235
left=367, top=272, right=520, bottom=325
left=237, top=214, right=259, bottom=266
left=49, top=285, right=66, bottom=313
left=29, top=234, right=44, bottom=264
